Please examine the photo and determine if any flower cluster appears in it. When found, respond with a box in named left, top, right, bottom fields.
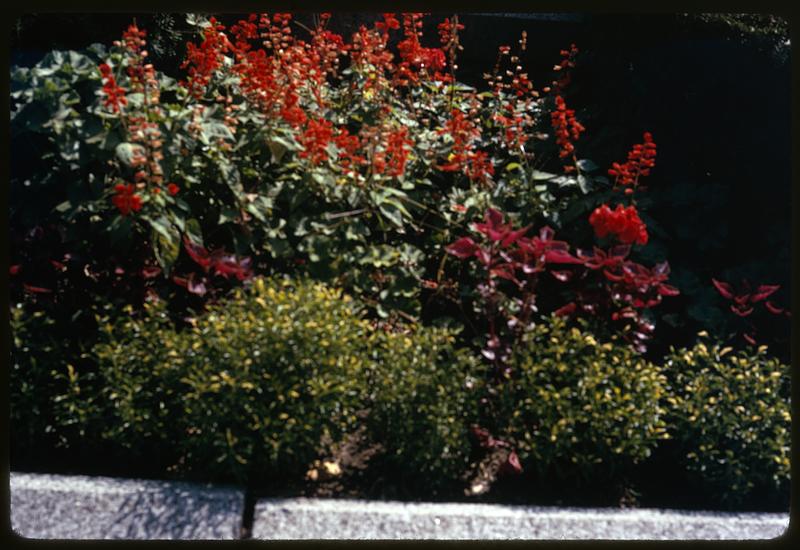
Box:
left=395, top=13, right=448, bottom=85
left=98, top=63, right=127, bottom=113
left=436, top=108, right=493, bottom=182
left=608, top=132, right=657, bottom=194
left=182, top=17, right=232, bottom=98
left=548, top=43, right=578, bottom=93
left=437, top=16, right=464, bottom=79
left=299, top=118, right=335, bottom=166
left=589, top=203, right=649, bottom=245
left=111, top=183, right=142, bottom=216
left=381, top=127, right=414, bottom=178
left=550, top=95, right=584, bottom=170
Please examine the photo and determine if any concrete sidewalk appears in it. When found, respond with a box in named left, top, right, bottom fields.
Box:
left=10, top=472, right=790, bottom=540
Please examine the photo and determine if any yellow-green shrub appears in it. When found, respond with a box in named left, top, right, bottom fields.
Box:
left=490, top=315, right=669, bottom=482
left=665, top=337, right=790, bottom=503
left=91, top=277, right=376, bottom=483
left=366, top=325, right=485, bottom=493
left=175, top=277, right=371, bottom=482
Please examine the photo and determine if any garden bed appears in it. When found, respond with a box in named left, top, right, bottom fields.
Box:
left=9, top=12, right=791, bottom=521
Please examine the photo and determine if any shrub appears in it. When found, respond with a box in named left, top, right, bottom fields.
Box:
left=665, top=336, right=791, bottom=504
left=10, top=302, right=112, bottom=459
left=365, top=324, right=485, bottom=493
left=10, top=306, right=69, bottom=454
left=488, top=314, right=669, bottom=484
left=91, top=277, right=372, bottom=484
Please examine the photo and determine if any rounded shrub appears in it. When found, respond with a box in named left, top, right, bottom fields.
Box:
left=174, top=277, right=372, bottom=483
left=365, top=324, right=485, bottom=494
left=490, top=314, right=669, bottom=483
left=665, top=336, right=790, bottom=504
left=91, top=277, right=375, bottom=483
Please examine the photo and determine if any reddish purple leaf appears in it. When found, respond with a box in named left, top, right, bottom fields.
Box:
left=711, top=278, right=734, bottom=299
left=764, top=300, right=784, bottom=315
left=752, top=284, right=780, bottom=303
left=730, top=304, right=753, bottom=317
left=183, top=237, right=212, bottom=271
left=141, top=266, right=162, bottom=279
left=500, top=450, right=523, bottom=475
left=23, top=283, right=52, bottom=294
left=501, top=225, right=530, bottom=248
left=658, top=284, right=680, bottom=296
left=446, top=237, right=479, bottom=259
left=554, top=302, right=577, bottom=317
left=544, top=249, right=582, bottom=264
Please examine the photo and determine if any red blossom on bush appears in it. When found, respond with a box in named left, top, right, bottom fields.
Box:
left=550, top=95, right=584, bottom=169
left=111, top=183, right=142, bottom=216
left=181, top=17, right=232, bottom=98
left=98, top=63, right=127, bottom=113
left=589, top=203, right=649, bottom=245
left=608, top=132, right=657, bottom=195
left=299, top=118, right=335, bottom=166
left=384, top=127, right=414, bottom=177
left=167, top=183, right=180, bottom=196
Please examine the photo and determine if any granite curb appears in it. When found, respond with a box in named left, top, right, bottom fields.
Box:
left=10, top=472, right=790, bottom=540
left=10, top=472, right=244, bottom=540
left=251, top=497, right=790, bottom=540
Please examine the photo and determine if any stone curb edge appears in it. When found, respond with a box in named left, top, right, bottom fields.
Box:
left=10, top=472, right=791, bottom=540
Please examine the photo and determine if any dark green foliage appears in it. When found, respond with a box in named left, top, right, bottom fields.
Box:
left=366, top=325, right=485, bottom=493
left=490, top=315, right=669, bottom=483
left=665, top=337, right=791, bottom=504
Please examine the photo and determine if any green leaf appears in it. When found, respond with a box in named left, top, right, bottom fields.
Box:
left=267, top=136, right=296, bottom=164
left=245, top=196, right=273, bottom=223
left=505, top=162, right=522, bottom=172
left=219, top=206, right=239, bottom=224
left=577, top=174, right=592, bottom=194
left=378, top=203, right=405, bottom=229
left=184, top=218, right=203, bottom=246
left=147, top=216, right=181, bottom=274
left=531, top=170, right=558, bottom=181
left=115, top=143, right=146, bottom=168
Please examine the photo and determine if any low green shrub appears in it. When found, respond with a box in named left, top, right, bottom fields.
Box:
left=93, top=277, right=371, bottom=484
left=10, top=303, right=109, bottom=457
left=10, top=306, right=67, bottom=454
left=366, top=324, right=485, bottom=493
left=489, top=314, right=669, bottom=483
left=665, top=336, right=791, bottom=504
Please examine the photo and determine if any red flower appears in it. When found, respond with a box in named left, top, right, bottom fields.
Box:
left=299, top=118, right=335, bottom=166
left=607, top=132, right=657, bottom=194
left=167, top=183, right=180, bottom=196
left=98, top=63, right=127, bottom=113
left=589, top=204, right=648, bottom=246
left=550, top=95, right=584, bottom=165
left=111, top=183, right=142, bottom=216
